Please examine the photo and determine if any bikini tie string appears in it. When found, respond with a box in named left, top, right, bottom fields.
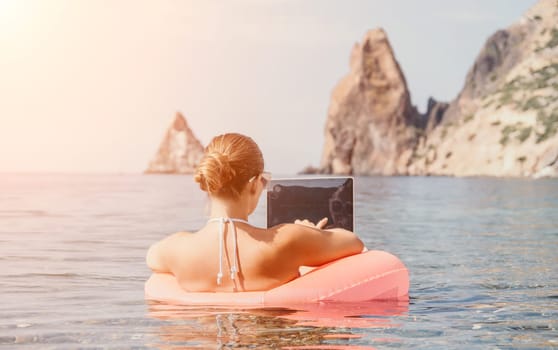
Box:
left=208, top=217, right=249, bottom=285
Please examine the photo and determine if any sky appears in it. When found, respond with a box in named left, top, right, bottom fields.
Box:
left=0, top=0, right=538, bottom=174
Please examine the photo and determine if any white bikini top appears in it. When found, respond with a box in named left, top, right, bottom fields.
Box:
left=207, top=217, right=249, bottom=285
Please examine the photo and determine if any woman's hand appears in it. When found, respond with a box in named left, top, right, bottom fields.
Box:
left=294, top=217, right=328, bottom=229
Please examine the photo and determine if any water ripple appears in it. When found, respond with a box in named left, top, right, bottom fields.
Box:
left=1, top=174, right=557, bottom=348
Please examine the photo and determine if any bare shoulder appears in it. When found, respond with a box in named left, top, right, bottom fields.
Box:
left=146, top=231, right=196, bottom=273
left=150, top=231, right=194, bottom=255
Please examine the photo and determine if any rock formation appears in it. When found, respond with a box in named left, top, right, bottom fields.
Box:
left=145, top=112, right=204, bottom=174
left=410, top=0, right=558, bottom=177
left=320, top=29, right=421, bottom=175
left=320, top=0, right=558, bottom=177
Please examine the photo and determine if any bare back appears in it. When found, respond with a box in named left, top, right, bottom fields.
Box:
left=150, top=222, right=300, bottom=292
left=147, top=221, right=363, bottom=292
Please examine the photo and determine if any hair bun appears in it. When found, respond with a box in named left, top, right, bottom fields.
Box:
left=194, top=133, right=264, bottom=198
left=194, top=151, right=236, bottom=195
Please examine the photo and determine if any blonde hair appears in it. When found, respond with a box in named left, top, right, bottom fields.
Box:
left=194, top=133, right=264, bottom=198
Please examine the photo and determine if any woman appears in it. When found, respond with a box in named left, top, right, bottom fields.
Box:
left=146, top=133, right=363, bottom=292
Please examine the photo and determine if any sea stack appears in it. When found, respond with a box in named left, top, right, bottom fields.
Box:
left=145, top=112, right=204, bottom=174
left=320, top=28, right=420, bottom=176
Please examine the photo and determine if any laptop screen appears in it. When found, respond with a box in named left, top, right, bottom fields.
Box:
left=266, top=177, right=354, bottom=231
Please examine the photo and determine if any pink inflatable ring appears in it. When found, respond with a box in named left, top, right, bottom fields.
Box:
left=145, top=250, right=409, bottom=306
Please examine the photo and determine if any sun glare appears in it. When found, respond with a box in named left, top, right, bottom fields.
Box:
left=0, top=0, right=35, bottom=39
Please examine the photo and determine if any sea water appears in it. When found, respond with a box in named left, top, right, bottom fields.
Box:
left=0, top=173, right=556, bottom=349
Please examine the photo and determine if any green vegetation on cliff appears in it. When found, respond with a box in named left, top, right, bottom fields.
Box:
left=485, top=63, right=558, bottom=146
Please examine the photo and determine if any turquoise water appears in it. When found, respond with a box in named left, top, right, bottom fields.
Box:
left=1, top=174, right=557, bottom=349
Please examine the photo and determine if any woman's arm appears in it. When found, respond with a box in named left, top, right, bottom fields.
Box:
left=146, top=241, right=168, bottom=273
left=279, top=219, right=364, bottom=268
left=146, top=233, right=183, bottom=273
left=145, top=232, right=190, bottom=273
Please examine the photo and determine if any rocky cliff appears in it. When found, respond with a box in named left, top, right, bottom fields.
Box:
left=411, top=0, right=558, bottom=177
left=320, top=0, right=558, bottom=177
left=320, top=29, right=421, bottom=175
left=145, top=112, right=204, bottom=174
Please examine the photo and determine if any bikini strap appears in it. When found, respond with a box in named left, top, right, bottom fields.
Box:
left=207, top=217, right=249, bottom=285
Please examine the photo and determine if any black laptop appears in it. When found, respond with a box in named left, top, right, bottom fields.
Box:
left=266, top=177, right=354, bottom=231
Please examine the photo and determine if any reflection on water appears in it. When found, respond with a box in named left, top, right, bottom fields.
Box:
left=150, top=306, right=316, bottom=349
left=147, top=301, right=408, bottom=349
left=0, top=174, right=557, bottom=348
